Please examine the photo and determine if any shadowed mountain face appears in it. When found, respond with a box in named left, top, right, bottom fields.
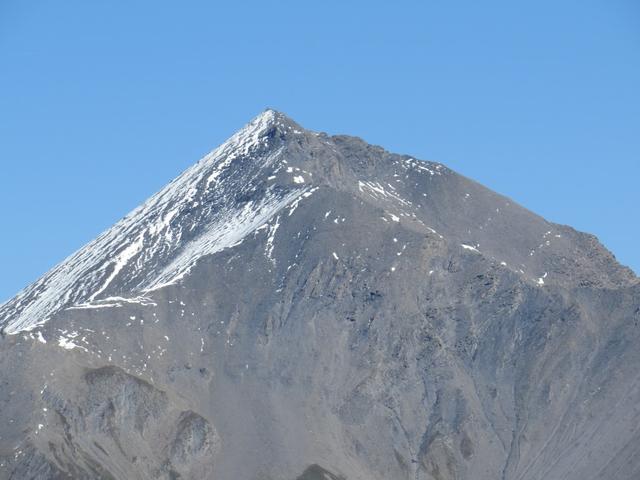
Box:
left=0, top=110, right=638, bottom=480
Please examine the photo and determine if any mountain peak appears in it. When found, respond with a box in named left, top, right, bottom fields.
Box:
left=1, top=111, right=635, bottom=336
left=257, top=107, right=285, bottom=122
left=1, top=112, right=639, bottom=480
left=0, top=109, right=316, bottom=334
left=247, top=108, right=303, bottom=134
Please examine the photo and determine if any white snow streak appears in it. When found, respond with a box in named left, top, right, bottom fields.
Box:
left=265, top=215, right=281, bottom=264
left=145, top=189, right=307, bottom=291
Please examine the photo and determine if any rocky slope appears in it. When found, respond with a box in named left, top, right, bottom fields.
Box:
left=0, top=110, right=638, bottom=480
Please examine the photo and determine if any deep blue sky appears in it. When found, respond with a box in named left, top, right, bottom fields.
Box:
left=1, top=1, right=638, bottom=301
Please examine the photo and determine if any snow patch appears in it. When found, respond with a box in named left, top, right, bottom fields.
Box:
left=57, top=336, right=87, bottom=352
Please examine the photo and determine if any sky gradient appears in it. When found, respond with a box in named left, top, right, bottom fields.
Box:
left=1, top=0, right=639, bottom=301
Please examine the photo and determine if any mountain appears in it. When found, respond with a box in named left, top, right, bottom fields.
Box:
left=0, top=110, right=638, bottom=480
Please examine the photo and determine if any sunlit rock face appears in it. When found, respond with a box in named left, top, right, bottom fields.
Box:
left=1, top=110, right=638, bottom=480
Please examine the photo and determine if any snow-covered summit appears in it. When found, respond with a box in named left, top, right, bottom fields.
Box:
left=0, top=110, right=313, bottom=334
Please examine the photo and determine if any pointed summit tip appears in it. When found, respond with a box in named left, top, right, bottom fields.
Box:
left=259, top=107, right=287, bottom=121
left=240, top=108, right=305, bottom=138
left=230, top=108, right=306, bottom=142
left=257, top=108, right=296, bottom=125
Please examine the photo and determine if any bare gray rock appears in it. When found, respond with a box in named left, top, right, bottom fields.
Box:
left=1, top=110, right=638, bottom=479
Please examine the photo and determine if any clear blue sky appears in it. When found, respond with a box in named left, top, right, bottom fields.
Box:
left=1, top=1, right=638, bottom=301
